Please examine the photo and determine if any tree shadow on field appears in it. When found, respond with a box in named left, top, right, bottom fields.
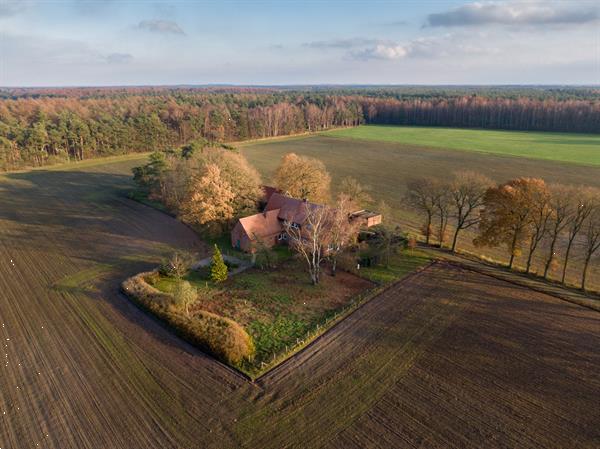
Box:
left=0, top=168, right=204, bottom=261
left=0, top=168, right=230, bottom=363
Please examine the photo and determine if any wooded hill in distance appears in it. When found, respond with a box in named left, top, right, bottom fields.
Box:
left=1, top=86, right=599, bottom=171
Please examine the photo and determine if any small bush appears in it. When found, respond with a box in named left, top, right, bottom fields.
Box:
left=255, top=244, right=278, bottom=270
left=159, top=252, right=193, bottom=279
left=121, top=272, right=254, bottom=365
left=173, top=280, right=197, bottom=316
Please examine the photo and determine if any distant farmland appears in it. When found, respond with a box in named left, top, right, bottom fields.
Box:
left=240, top=131, right=600, bottom=291
left=326, top=125, right=600, bottom=166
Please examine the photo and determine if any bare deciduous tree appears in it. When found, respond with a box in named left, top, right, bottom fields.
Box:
left=284, top=203, right=330, bottom=285
left=542, top=184, right=576, bottom=279
left=327, top=194, right=360, bottom=276
left=434, top=186, right=452, bottom=248
left=561, top=188, right=596, bottom=284
left=405, top=178, right=438, bottom=245
left=340, top=177, right=372, bottom=209
left=581, top=197, right=600, bottom=291
left=449, top=171, right=493, bottom=252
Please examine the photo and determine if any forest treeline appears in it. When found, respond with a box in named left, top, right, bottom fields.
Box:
left=1, top=86, right=599, bottom=170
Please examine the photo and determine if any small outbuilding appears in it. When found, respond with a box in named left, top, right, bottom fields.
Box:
left=349, top=209, right=383, bottom=228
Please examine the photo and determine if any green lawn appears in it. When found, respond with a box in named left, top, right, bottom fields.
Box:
left=326, top=125, right=600, bottom=166
left=359, top=249, right=431, bottom=284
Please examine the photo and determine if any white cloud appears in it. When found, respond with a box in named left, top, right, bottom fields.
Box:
left=427, top=1, right=599, bottom=27
left=352, top=43, right=409, bottom=60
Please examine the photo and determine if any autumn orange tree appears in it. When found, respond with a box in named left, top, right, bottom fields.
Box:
left=181, top=164, right=235, bottom=235
left=273, top=153, right=331, bottom=203
left=474, top=178, right=546, bottom=269
left=523, top=179, right=552, bottom=274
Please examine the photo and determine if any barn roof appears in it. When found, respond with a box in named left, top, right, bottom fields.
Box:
left=265, top=193, right=322, bottom=224
left=238, top=209, right=282, bottom=240
left=260, top=185, right=281, bottom=204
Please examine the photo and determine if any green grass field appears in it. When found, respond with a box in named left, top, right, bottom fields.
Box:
left=326, top=125, right=600, bottom=166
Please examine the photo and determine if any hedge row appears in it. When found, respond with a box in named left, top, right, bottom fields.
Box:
left=121, top=272, right=255, bottom=365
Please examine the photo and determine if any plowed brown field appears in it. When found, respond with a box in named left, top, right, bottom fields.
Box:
left=1, top=157, right=599, bottom=448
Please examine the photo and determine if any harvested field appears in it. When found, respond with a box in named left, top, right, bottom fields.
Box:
left=1, top=157, right=599, bottom=448
left=241, top=133, right=600, bottom=291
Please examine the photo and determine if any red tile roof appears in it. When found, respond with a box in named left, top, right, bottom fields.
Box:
left=238, top=209, right=282, bottom=239
left=265, top=193, right=322, bottom=224
left=261, top=185, right=281, bottom=204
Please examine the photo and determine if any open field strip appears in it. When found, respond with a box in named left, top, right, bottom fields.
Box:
left=326, top=125, right=600, bottom=166
left=1, top=157, right=599, bottom=448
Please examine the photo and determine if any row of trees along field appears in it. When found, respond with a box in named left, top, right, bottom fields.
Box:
left=406, top=174, right=600, bottom=292
left=1, top=86, right=599, bottom=171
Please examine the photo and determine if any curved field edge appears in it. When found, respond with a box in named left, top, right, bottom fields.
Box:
left=324, top=125, right=600, bottom=167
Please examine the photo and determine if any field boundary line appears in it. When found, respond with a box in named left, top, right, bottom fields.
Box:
left=442, top=259, right=600, bottom=313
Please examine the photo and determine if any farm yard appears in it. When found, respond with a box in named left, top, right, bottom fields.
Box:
left=241, top=129, right=600, bottom=292
left=0, top=155, right=599, bottom=448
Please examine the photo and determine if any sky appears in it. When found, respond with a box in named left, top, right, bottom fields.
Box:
left=0, top=0, right=599, bottom=86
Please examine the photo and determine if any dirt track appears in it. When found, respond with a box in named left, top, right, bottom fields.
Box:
left=1, top=159, right=599, bottom=448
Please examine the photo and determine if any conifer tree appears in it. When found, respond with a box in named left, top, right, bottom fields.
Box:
left=210, top=244, right=228, bottom=283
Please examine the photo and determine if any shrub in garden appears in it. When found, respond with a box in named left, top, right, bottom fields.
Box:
left=210, top=244, right=228, bottom=282
left=159, top=251, right=193, bottom=279
left=121, top=272, right=254, bottom=365
left=254, top=238, right=278, bottom=270
left=173, top=280, right=197, bottom=316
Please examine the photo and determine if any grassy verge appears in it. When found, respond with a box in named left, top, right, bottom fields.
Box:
left=358, top=249, right=432, bottom=284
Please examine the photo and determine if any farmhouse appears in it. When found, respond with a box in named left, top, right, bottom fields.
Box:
left=231, top=191, right=382, bottom=252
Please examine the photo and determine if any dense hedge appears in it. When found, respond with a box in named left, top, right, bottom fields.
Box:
left=121, top=272, right=254, bottom=365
